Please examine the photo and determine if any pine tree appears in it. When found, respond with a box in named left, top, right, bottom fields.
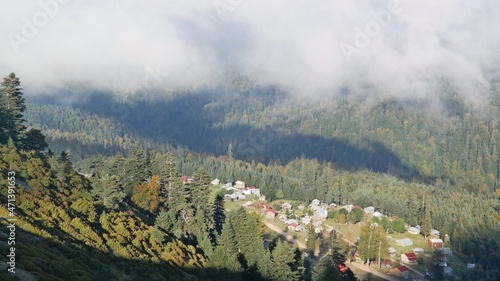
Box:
left=306, top=224, right=316, bottom=256
left=124, top=143, right=148, bottom=194
left=329, top=231, right=348, bottom=265
left=227, top=142, right=233, bottom=160
left=271, top=241, right=299, bottom=281
left=23, top=128, right=48, bottom=152
left=189, top=167, right=213, bottom=231
left=312, top=255, right=343, bottom=281
left=212, top=192, right=226, bottom=236
left=0, top=73, right=26, bottom=146
left=110, top=152, right=127, bottom=178
left=159, top=152, right=179, bottom=198
left=0, top=88, right=9, bottom=144
left=91, top=175, right=126, bottom=210
left=430, top=249, right=445, bottom=280
left=58, top=151, right=73, bottom=173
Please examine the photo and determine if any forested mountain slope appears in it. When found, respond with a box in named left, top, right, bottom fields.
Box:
left=26, top=82, right=500, bottom=192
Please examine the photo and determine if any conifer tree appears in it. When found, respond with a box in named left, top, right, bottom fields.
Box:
left=0, top=89, right=9, bottom=144
left=271, top=241, right=299, bottom=281
left=124, top=143, right=148, bottom=194
left=429, top=249, right=445, bottom=280
left=110, top=152, right=127, bottom=178
left=312, top=255, right=344, bottom=281
left=188, top=167, right=214, bottom=235
left=0, top=73, right=26, bottom=147
left=92, top=175, right=126, bottom=210
left=212, top=192, right=226, bottom=236
left=24, top=128, right=48, bottom=152
left=159, top=152, right=179, bottom=198
left=329, top=231, right=348, bottom=265
left=306, top=224, right=316, bottom=256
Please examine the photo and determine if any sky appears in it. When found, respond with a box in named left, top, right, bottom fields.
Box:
left=0, top=0, right=499, bottom=101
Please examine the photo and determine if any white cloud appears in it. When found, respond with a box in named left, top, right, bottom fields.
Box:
left=0, top=0, right=498, bottom=100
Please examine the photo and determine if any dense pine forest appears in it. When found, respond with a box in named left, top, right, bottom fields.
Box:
left=1, top=73, right=500, bottom=280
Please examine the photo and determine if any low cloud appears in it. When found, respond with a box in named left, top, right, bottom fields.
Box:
left=0, top=0, right=498, bottom=101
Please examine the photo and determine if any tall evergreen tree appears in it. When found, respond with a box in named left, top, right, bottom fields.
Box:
left=0, top=88, right=9, bottom=144
left=110, top=152, right=127, bottom=178
left=271, top=241, right=300, bottom=281
left=1, top=73, right=26, bottom=146
left=311, top=255, right=344, bottom=281
left=91, top=175, right=126, bottom=210
left=159, top=152, right=180, bottom=198
left=189, top=167, right=213, bottom=225
left=329, top=231, right=349, bottom=265
left=24, top=128, right=48, bottom=152
left=306, top=224, right=316, bottom=256
left=124, top=143, right=148, bottom=194
left=212, top=192, right=226, bottom=236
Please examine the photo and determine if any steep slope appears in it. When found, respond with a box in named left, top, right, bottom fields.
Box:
left=0, top=145, right=204, bottom=280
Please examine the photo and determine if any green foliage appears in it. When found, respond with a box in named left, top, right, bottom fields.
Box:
left=276, top=189, right=284, bottom=199
left=312, top=255, right=344, bottom=281
left=306, top=224, right=316, bottom=256
left=0, top=142, right=206, bottom=280
left=91, top=175, right=126, bottom=210
left=348, top=208, right=364, bottom=224
left=271, top=241, right=300, bottom=281
left=392, top=218, right=406, bottom=233
left=0, top=73, right=47, bottom=151
left=131, top=175, right=163, bottom=214
left=358, top=220, right=388, bottom=264
left=0, top=73, right=26, bottom=147
left=124, top=143, right=149, bottom=194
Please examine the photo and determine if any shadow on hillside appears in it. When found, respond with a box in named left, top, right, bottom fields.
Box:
left=0, top=219, right=267, bottom=281
left=28, top=90, right=421, bottom=180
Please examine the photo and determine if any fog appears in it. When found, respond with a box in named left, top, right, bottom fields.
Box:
left=0, top=0, right=498, bottom=101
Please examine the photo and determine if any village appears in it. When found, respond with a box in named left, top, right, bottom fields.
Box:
left=210, top=178, right=467, bottom=280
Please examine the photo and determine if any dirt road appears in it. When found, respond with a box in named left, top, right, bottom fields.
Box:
left=349, top=262, right=400, bottom=281
left=264, top=221, right=307, bottom=250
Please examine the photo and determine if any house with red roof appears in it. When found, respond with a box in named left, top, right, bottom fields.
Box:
left=288, top=222, right=298, bottom=231
left=390, top=265, right=409, bottom=278
left=401, top=252, right=418, bottom=264
left=265, top=208, right=276, bottom=219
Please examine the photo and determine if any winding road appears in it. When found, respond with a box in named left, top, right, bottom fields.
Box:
left=264, top=221, right=402, bottom=281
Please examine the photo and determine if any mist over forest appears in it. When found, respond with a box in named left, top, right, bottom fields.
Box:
left=1, top=1, right=499, bottom=281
